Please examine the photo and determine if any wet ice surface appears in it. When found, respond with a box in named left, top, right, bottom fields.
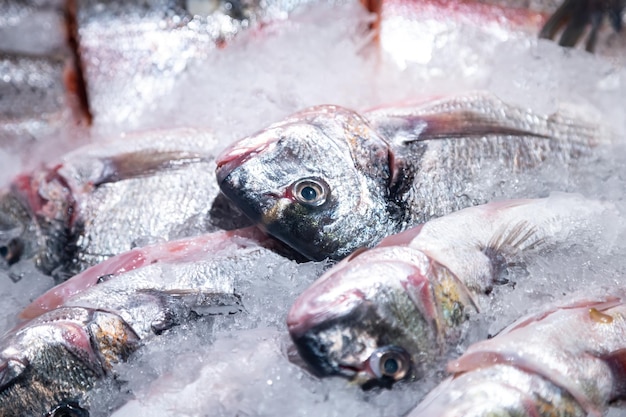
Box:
left=3, top=0, right=626, bottom=416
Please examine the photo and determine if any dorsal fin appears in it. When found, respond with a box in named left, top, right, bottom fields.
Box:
left=93, top=151, right=210, bottom=186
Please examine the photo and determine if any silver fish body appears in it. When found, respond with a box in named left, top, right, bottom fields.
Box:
left=75, top=0, right=335, bottom=130
left=19, top=227, right=270, bottom=331
left=409, top=295, right=626, bottom=417
left=0, top=53, right=87, bottom=155
left=286, top=193, right=614, bottom=387
left=0, top=0, right=67, bottom=56
left=0, top=306, right=140, bottom=417
left=217, top=92, right=607, bottom=261
left=0, top=128, right=237, bottom=281
left=0, top=227, right=270, bottom=416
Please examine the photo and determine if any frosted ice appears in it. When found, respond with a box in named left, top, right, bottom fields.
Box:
left=2, top=0, right=626, bottom=416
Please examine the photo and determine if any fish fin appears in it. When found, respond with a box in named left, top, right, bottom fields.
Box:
left=375, top=109, right=551, bottom=149
left=539, top=0, right=625, bottom=52
left=92, top=151, right=210, bottom=186
left=481, top=221, right=544, bottom=286
left=160, top=289, right=244, bottom=316
left=369, top=92, right=602, bottom=148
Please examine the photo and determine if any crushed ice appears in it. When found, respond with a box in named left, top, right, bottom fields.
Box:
left=2, top=1, right=626, bottom=416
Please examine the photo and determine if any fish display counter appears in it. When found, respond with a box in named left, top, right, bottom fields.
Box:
left=1, top=0, right=626, bottom=416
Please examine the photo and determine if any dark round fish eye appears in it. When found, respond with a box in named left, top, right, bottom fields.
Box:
left=0, top=238, right=23, bottom=266
left=292, top=178, right=329, bottom=207
left=368, top=346, right=411, bottom=381
left=47, top=402, right=89, bottom=417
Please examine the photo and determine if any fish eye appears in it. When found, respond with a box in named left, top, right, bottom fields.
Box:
left=367, top=346, right=411, bottom=381
left=291, top=178, right=329, bottom=207
left=46, top=402, right=89, bottom=417
left=0, top=238, right=23, bottom=266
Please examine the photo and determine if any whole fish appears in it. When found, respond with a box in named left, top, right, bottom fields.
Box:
left=286, top=193, right=614, bottom=387
left=408, top=293, right=626, bottom=416
left=0, top=227, right=273, bottom=416
left=216, top=92, right=607, bottom=261
left=0, top=128, right=247, bottom=281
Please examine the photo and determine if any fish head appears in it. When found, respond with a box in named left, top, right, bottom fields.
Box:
left=216, top=105, right=395, bottom=260
left=287, top=247, right=448, bottom=387
left=0, top=307, right=140, bottom=416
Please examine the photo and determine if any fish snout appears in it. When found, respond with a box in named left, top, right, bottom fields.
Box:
left=290, top=330, right=344, bottom=378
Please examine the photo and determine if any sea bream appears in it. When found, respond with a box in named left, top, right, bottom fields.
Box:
left=73, top=0, right=347, bottom=131
left=216, top=92, right=609, bottom=261
left=0, top=227, right=275, bottom=417
left=286, top=193, right=616, bottom=387
left=408, top=293, right=626, bottom=417
left=0, top=128, right=248, bottom=282
left=0, top=306, right=139, bottom=417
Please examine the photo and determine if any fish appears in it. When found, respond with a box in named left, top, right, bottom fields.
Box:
left=0, top=227, right=274, bottom=416
left=408, top=293, right=626, bottom=417
left=216, top=92, right=608, bottom=261
left=73, top=0, right=343, bottom=130
left=0, top=53, right=88, bottom=154
left=286, top=193, right=615, bottom=388
left=0, top=0, right=68, bottom=56
left=18, top=226, right=269, bottom=325
left=0, top=306, right=140, bottom=417
left=0, top=128, right=252, bottom=281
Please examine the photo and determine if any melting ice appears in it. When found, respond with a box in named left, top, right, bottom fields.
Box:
left=2, top=0, right=626, bottom=416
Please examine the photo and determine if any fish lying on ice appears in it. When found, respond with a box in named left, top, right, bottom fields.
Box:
left=217, top=92, right=608, bottom=261
left=0, top=227, right=274, bottom=416
left=408, top=293, right=626, bottom=417
left=0, top=306, right=140, bottom=417
left=0, top=0, right=90, bottom=157
left=0, top=53, right=88, bottom=154
left=18, top=227, right=269, bottom=324
left=0, top=128, right=248, bottom=281
left=73, top=0, right=345, bottom=130
left=286, top=193, right=615, bottom=387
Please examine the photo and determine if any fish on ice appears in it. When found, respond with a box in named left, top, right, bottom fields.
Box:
left=0, top=227, right=274, bottom=416
left=217, top=92, right=609, bottom=261
left=0, top=128, right=253, bottom=281
left=409, top=292, right=626, bottom=416
left=286, top=193, right=616, bottom=387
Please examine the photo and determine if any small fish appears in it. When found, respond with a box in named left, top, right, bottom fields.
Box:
left=1, top=227, right=271, bottom=416
left=408, top=294, right=626, bottom=417
left=0, top=128, right=249, bottom=281
left=0, top=306, right=140, bottom=417
left=286, top=193, right=614, bottom=387
left=216, top=92, right=607, bottom=261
